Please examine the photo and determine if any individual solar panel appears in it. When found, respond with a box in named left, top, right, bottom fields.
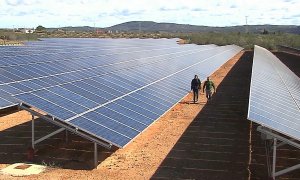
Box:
left=47, top=86, right=98, bottom=109
left=0, top=89, right=17, bottom=108
left=95, top=107, right=147, bottom=131
left=70, top=116, right=131, bottom=147
left=248, top=45, right=300, bottom=141
left=0, top=98, right=13, bottom=108
left=1, top=38, right=243, bottom=147
left=17, top=93, right=76, bottom=120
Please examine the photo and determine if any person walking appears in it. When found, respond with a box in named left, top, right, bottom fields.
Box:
left=191, top=75, right=201, bottom=103
left=203, top=76, right=216, bottom=101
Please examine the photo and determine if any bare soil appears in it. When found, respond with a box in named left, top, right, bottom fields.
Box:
left=177, top=39, right=188, bottom=44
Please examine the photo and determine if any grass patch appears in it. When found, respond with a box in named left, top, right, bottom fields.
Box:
left=0, top=30, right=38, bottom=45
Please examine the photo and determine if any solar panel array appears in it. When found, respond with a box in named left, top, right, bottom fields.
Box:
left=0, top=38, right=192, bottom=108
left=1, top=38, right=243, bottom=147
left=248, top=45, right=300, bottom=141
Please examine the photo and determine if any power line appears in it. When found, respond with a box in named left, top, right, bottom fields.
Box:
left=245, top=16, right=248, bottom=33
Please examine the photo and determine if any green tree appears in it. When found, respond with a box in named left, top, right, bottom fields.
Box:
left=36, top=25, right=46, bottom=32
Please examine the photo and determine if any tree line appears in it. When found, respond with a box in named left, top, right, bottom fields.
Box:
left=1, top=25, right=300, bottom=50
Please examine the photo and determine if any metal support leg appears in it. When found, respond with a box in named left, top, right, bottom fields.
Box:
left=257, top=126, right=300, bottom=178
left=272, top=138, right=277, bottom=179
left=94, top=143, right=98, bottom=168
left=65, top=130, right=68, bottom=143
left=34, top=128, right=65, bottom=145
left=20, top=105, right=112, bottom=149
left=31, top=115, right=35, bottom=149
left=275, top=164, right=300, bottom=177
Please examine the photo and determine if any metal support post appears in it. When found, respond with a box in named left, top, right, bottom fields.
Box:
left=65, top=130, right=68, bottom=143
left=20, top=105, right=112, bottom=149
left=257, top=126, right=300, bottom=178
left=94, top=143, right=98, bottom=168
left=272, top=138, right=277, bottom=179
left=31, top=114, right=35, bottom=149
left=257, top=126, right=300, bottom=149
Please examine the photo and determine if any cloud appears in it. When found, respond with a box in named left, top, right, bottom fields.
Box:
left=159, top=7, right=188, bottom=11
left=5, top=0, right=41, bottom=6
left=5, top=0, right=24, bottom=6
left=191, top=8, right=207, bottom=12
left=98, top=13, right=108, bottom=18
left=0, top=0, right=299, bottom=28
left=230, top=5, right=237, bottom=8
left=282, top=17, right=292, bottom=20
left=292, top=19, right=300, bottom=24
left=81, top=17, right=95, bottom=22
left=15, top=11, right=29, bottom=16
left=270, top=8, right=280, bottom=11
left=116, top=9, right=143, bottom=16
left=212, top=13, right=231, bottom=17
left=292, top=14, right=300, bottom=17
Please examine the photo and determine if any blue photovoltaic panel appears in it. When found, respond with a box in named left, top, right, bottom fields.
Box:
left=1, top=38, right=243, bottom=147
left=248, top=45, right=300, bottom=141
left=1, top=38, right=206, bottom=108
left=0, top=38, right=190, bottom=108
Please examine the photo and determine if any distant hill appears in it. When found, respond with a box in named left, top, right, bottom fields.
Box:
left=106, top=21, right=300, bottom=34
left=44, top=21, right=300, bottom=34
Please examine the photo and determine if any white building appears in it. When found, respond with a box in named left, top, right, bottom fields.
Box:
left=19, top=28, right=35, bottom=33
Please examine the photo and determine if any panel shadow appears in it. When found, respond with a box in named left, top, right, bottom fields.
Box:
left=0, top=115, right=115, bottom=170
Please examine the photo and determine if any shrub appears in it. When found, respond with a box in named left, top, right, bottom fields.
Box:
left=183, top=32, right=300, bottom=50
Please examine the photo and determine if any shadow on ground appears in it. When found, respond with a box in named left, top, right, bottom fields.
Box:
left=0, top=106, right=19, bottom=118
left=0, top=116, right=115, bottom=170
left=274, top=52, right=300, bottom=77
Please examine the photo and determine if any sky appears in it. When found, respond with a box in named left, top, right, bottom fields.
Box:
left=0, top=0, right=299, bottom=28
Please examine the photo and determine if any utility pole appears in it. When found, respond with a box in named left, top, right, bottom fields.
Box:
left=139, top=21, right=141, bottom=34
left=245, top=16, right=248, bottom=33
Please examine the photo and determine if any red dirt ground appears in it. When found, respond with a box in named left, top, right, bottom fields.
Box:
left=0, top=51, right=299, bottom=180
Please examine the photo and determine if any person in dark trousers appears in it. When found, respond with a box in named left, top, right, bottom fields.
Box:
left=203, top=76, right=216, bottom=101
left=191, top=75, right=201, bottom=103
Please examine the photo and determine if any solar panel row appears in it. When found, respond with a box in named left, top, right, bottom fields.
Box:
left=0, top=39, right=217, bottom=109
left=0, top=38, right=180, bottom=58
left=0, top=42, right=188, bottom=109
left=15, top=41, right=241, bottom=147
left=0, top=45, right=194, bottom=67
left=248, top=45, right=300, bottom=141
left=1, top=38, right=242, bottom=147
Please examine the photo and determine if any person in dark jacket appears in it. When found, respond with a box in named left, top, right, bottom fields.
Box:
left=203, top=76, right=216, bottom=101
left=191, top=75, right=201, bottom=103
